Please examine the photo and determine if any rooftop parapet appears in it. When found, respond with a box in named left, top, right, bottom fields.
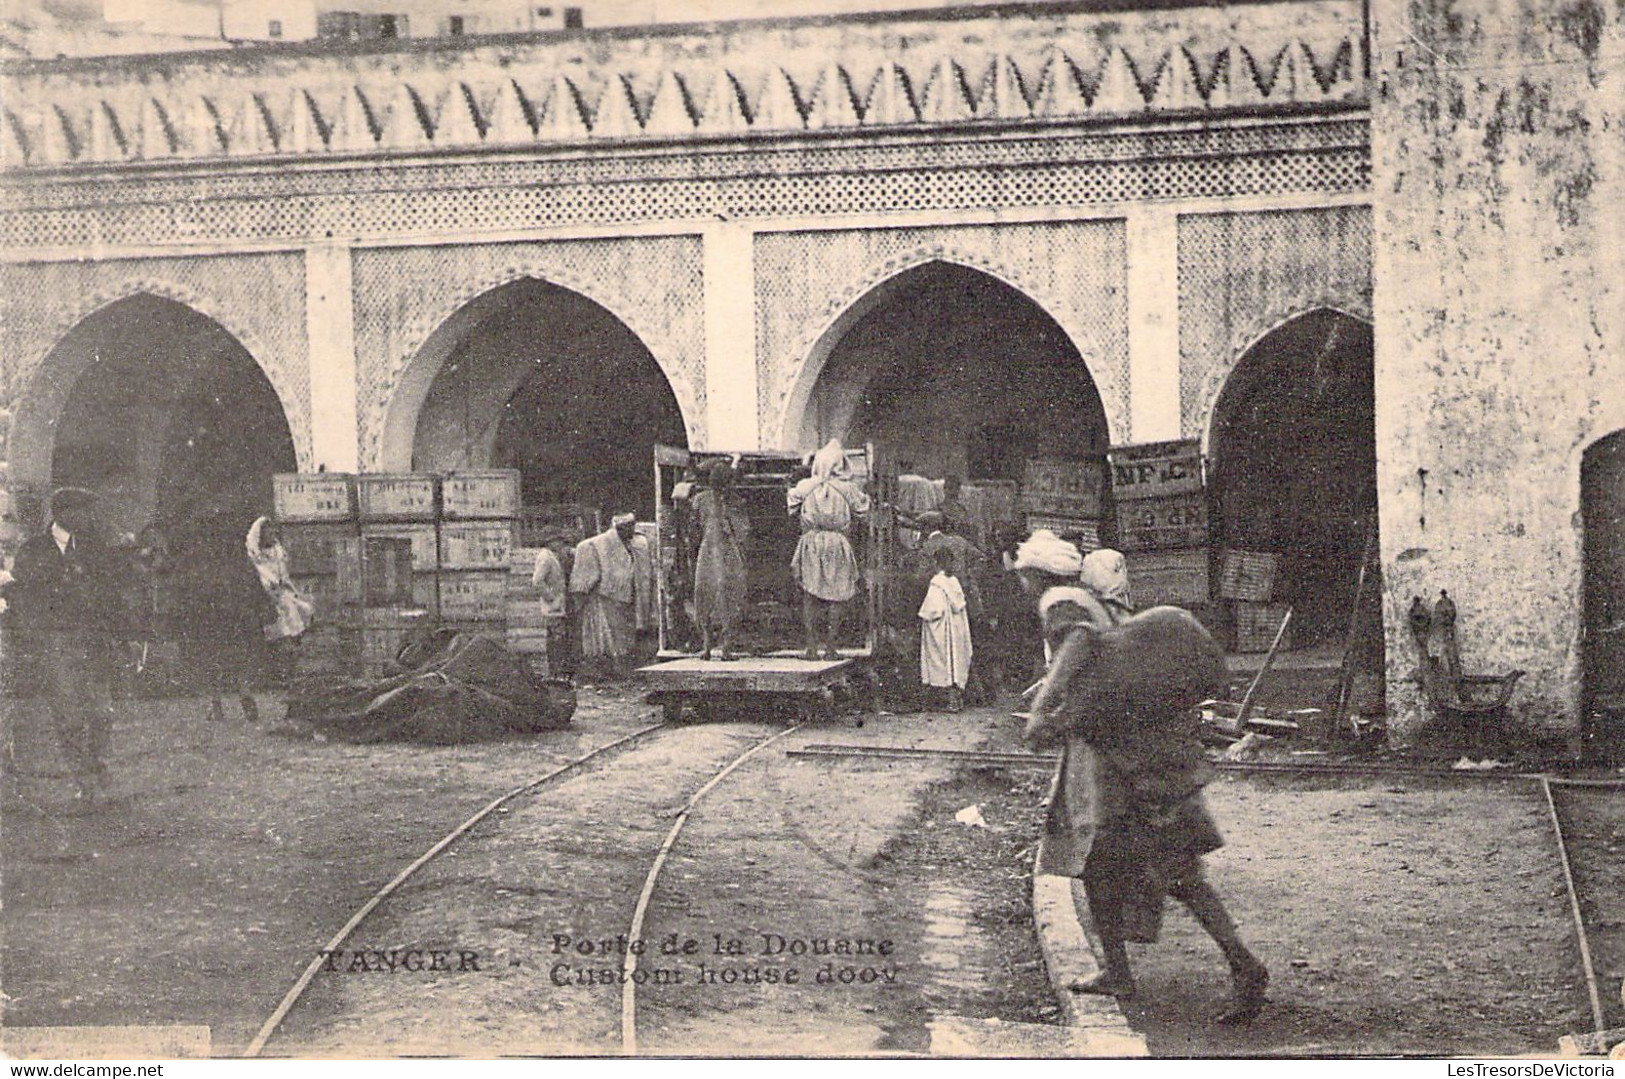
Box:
left=0, top=0, right=1366, bottom=168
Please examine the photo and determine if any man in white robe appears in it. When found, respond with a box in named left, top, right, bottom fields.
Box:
left=918, top=546, right=972, bottom=712
left=569, top=514, right=653, bottom=679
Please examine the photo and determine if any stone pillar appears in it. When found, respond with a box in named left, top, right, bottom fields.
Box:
left=703, top=223, right=759, bottom=451
left=1125, top=209, right=1181, bottom=444
left=304, top=244, right=360, bottom=472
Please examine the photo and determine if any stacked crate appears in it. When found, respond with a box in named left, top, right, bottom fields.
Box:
left=438, top=471, right=520, bottom=639
left=1219, top=549, right=1289, bottom=652
left=273, top=473, right=362, bottom=677
left=1109, top=440, right=1212, bottom=611
left=1020, top=458, right=1106, bottom=552
left=357, top=474, right=439, bottom=678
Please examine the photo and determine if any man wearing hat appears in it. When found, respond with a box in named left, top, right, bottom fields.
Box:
left=569, top=513, right=654, bottom=680
left=8, top=488, right=124, bottom=800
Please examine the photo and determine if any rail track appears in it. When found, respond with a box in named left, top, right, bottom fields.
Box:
left=245, top=720, right=803, bottom=1057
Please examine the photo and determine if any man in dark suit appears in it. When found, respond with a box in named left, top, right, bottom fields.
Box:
left=9, top=488, right=122, bottom=801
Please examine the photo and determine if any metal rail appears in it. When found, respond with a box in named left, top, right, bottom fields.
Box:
left=1541, top=778, right=1609, bottom=1038
left=620, top=724, right=804, bottom=1055
left=243, top=720, right=670, bottom=1058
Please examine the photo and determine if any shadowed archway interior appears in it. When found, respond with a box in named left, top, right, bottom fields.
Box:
left=1209, top=308, right=1378, bottom=651
left=412, top=279, right=687, bottom=521
left=799, top=261, right=1110, bottom=481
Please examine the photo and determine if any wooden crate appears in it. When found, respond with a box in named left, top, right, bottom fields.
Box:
left=1025, top=513, right=1102, bottom=552
left=441, top=470, right=521, bottom=520
left=438, top=571, right=510, bottom=621
left=1218, top=549, right=1280, bottom=602
left=356, top=474, right=438, bottom=522
left=273, top=474, right=355, bottom=523
left=292, top=574, right=363, bottom=616
left=293, top=626, right=360, bottom=678
left=1234, top=601, right=1293, bottom=653
left=280, top=523, right=359, bottom=575
left=1117, top=492, right=1209, bottom=552
left=439, top=521, right=514, bottom=571
left=360, top=523, right=437, bottom=572
left=1021, top=458, right=1106, bottom=518
left=361, top=536, right=413, bottom=607
left=1108, top=439, right=1203, bottom=502
left=1123, top=548, right=1210, bottom=607
left=359, top=608, right=433, bottom=676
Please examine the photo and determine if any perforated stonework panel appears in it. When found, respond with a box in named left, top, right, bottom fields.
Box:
left=0, top=252, right=312, bottom=464
left=0, top=120, right=1369, bottom=251
left=756, top=221, right=1129, bottom=446
left=1177, top=205, right=1372, bottom=438
left=352, top=237, right=705, bottom=469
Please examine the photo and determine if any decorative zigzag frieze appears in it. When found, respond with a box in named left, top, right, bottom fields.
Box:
left=1, top=35, right=1364, bottom=168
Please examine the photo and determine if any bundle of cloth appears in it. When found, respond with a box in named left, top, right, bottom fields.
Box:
left=287, top=628, right=576, bottom=744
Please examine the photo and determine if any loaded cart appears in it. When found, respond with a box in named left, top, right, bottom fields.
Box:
left=638, top=444, right=896, bottom=723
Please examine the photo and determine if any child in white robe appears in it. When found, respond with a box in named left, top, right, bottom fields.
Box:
left=919, top=546, right=972, bottom=712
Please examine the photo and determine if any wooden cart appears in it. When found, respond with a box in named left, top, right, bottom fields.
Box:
left=638, top=444, right=895, bottom=723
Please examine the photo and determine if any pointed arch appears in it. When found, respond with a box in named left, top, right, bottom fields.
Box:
left=774, top=251, right=1123, bottom=452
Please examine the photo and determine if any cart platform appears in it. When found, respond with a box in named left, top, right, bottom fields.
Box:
left=639, top=650, right=873, bottom=722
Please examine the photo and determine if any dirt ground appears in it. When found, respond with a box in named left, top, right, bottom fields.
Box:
left=3, top=679, right=1620, bottom=1059
left=1117, top=771, right=1599, bottom=1057
left=0, top=686, right=660, bottom=1054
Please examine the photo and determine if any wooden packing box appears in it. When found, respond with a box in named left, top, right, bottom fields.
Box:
left=439, top=520, right=514, bottom=571
left=1021, top=458, right=1106, bottom=518
left=279, top=523, right=362, bottom=576
left=292, top=574, right=362, bottom=616
left=1024, top=513, right=1102, bottom=552
left=1123, top=548, right=1210, bottom=607
left=273, top=474, right=355, bottom=523
left=1117, top=492, right=1209, bottom=552
left=1234, top=601, right=1294, bottom=653
left=438, top=571, right=510, bottom=621
left=1108, top=439, right=1203, bottom=502
left=1218, top=549, right=1281, bottom=602
left=355, top=474, right=438, bottom=522
left=360, top=522, right=438, bottom=572
left=441, top=470, right=521, bottom=521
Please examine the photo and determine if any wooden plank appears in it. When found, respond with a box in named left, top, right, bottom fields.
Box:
left=637, top=655, right=854, bottom=693
left=1108, top=439, right=1203, bottom=502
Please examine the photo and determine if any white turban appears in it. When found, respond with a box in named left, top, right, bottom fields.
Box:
left=1012, top=529, right=1083, bottom=577
left=1080, top=548, right=1132, bottom=609
left=612, top=512, right=636, bottom=527
left=810, top=439, right=848, bottom=481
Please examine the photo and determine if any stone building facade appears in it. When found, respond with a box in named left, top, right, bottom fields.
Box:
left=0, top=0, right=1617, bottom=746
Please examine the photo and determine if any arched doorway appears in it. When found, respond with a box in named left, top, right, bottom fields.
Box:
left=13, top=293, right=298, bottom=688
left=794, top=261, right=1111, bottom=482
left=1581, top=427, right=1625, bottom=753
left=1208, top=308, right=1378, bottom=653
left=409, top=279, right=687, bottom=521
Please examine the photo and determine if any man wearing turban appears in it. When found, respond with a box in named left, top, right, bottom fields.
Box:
left=569, top=513, right=654, bottom=680
left=787, top=440, right=870, bottom=660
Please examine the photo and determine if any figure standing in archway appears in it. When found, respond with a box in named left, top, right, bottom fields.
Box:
left=692, top=461, right=750, bottom=662
left=788, top=440, right=869, bottom=660
left=570, top=514, right=654, bottom=681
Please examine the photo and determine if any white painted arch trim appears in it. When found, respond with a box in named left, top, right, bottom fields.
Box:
left=770, top=245, right=1126, bottom=453
left=7, top=281, right=310, bottom=501
left=1192, top=296, right=1373, bottom=457
left=373, top=266, right=702, bottom=471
